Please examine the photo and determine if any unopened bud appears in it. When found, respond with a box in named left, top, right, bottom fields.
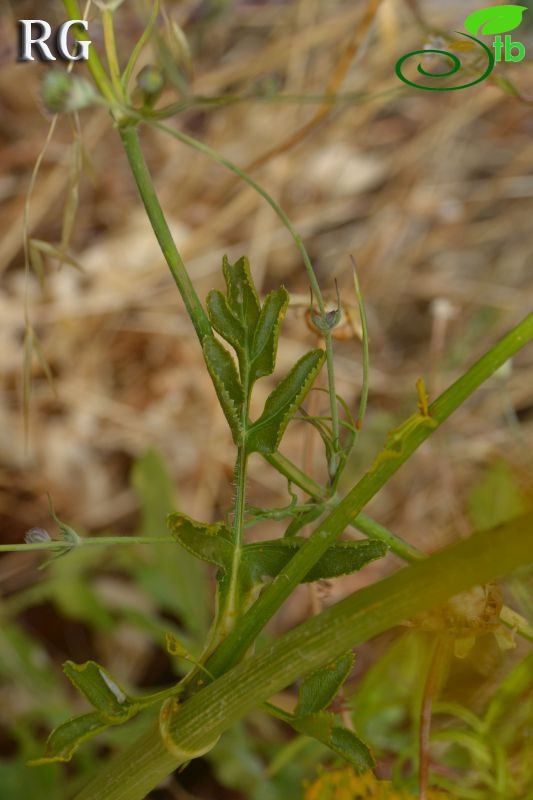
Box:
left=136, top=65, right=165, bottom=101
left=42, top=69, right=97, bottom=114
left=24, top=527, right=52, bottom=544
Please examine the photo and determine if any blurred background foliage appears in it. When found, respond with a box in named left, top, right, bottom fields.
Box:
left=0, top=0, right=532, bottom=797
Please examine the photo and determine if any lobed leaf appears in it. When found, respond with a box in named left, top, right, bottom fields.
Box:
left=206, top=289, right=244, bottom=353
left=247, top=349, right=325, bottom=453
left=250, top=287, right=289, bottom=382
left=168, top=512, right=233, bottom=571
left=244, top=538, right=387, bottom=582
left=63, top=661, right=136, bottom=721
left=222, top=255, right=261, bottom=337
left=202, top=335, right=244, bottom=443
left=296, top=653, right=354, bottom=716
left=29, top=711, right=111, bottom=765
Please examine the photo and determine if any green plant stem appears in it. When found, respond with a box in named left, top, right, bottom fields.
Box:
left=0, top=536, right=175, bottom=553
left=141, top=118, right=341, bottom=471
left=147, top=87, right=406, bottom=118
left=73, top=512, right=533, bottom=800
left=118, top=126, right=211, bottom=342
left=223, top=445, right=249, bottom=635
left=354, top=513, right=424, bottom=562
left=121, top=0, right=160, bottom=96
left=267, top=451, right=424, bottom=562
left=102, top=9, right=124, bottom=99
left=353, top=265, right=369, bottom=432
left=201, top=314, right=533, bottom=679
left=62, top=0, right=117, bottom=104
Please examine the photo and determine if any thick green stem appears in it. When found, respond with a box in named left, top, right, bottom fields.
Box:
left=73, top=512, right=533, bottom=800
left=202, top=314, right=533, bottom=677
left=118, top=126, right=211, bottom=343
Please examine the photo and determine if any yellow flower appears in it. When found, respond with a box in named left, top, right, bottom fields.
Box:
left=303, top=767, right=451, bottom=800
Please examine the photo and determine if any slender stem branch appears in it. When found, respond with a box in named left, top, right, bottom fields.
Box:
left=102, top=9, right=124, bottom=99
left=354, top=513, right=424, bottom=562
left=73, top=512, right=533, bottom=800
left=419, top=634, right=451, bottom=800
left=62, top=0, right=117, bottom=104
left=0, top=536, right=175, bottom=553
left=118, top=126, right=211, bottom=343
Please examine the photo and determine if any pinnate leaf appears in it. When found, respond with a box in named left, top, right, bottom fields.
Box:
left=464, top=5, right=527, bottom=36
left=247, top=349, right=325, bottom=453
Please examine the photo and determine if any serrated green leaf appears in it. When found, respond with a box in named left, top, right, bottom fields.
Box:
left=296, top=653, right=354, bottom=716
left=250, top=287, right=289, bottom=382
left=207, top=289, right=245, bottom=353
left=244, top=538, right=386, bottom=582
left=202, top=334, right=244, bottom=442
left=63, top=661, right=136, bottom=721
left=247, top=349, right=325, bottom=453
left=291, top=712, right=374, bottom=773
left=464, top=5, right=527, bottom=36
left=222, top=255, right=261, bottom=336
left=29, top=711, right=111, bottom=765
left=168, top=512, right=233, bottom=571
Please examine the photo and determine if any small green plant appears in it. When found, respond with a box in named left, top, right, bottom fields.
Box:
left=4, top=2, right=532, bottom=799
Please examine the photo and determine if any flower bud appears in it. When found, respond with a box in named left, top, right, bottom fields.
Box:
left=41, top=69, right=97, bottom=114
left=24, top=527, right=52, bottom=544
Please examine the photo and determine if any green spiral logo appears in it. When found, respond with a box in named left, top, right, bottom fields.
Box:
left=395, top=32, right=495, bottom=91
